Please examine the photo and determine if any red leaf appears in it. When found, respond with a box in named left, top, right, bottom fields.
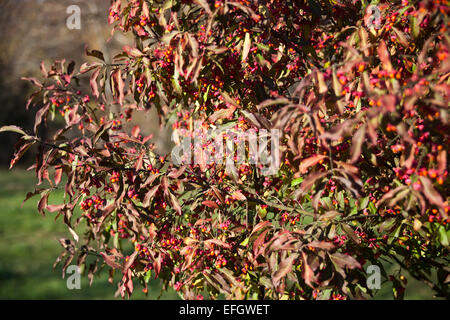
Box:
left=317, top=71, right=328, bottom=94
left=169, top=192, right=182, bottom=215
left=350, top=125, right=366, bottom=163
left=21, top=77, right=43, bottom=88
left=143, top=185, right=159, bottom=207
left=379, top=94, right=397, bottom=113
left=330, top=252, right=361, bottom=270
left=299, top=155, right=326, bottom=174
left=211, top=186, right=225, bottom=204
left=34, top=104, right=50, bottom=134
left=334, top=161, right=359, bottom=174
left=437, top=150, right=447, bottom=175
left=122, top=45, right=144, bottom=58
left=204, top=239, right=232, bottom=249
left=342, top=224, right=360, bottom=244
left=376, top=185, right=407, bottom=207
left=251, top=221, right=272, bottom=235
left=22, top=188, right=45, bottom=207
left=302, top=252, right=316, bottom=288
left=231, top=190, right=246, bottom=201
left=123, top=251, right=138, bottom=273
left=193, top=0, right=212, bottom=14
left=54, top=167, right=63, bottom=186
left=202, top=200, right=218, bottom=208
left=46, top=204, right=65, bottom=213
left=167, top=166, right=186, bottom=179
left=228, top=2, right=260, bottom=21
left=377, top=40, right=392, bottom=71
left=142, top=1, right=150, bottom=19
left=154, top=255, right=162, bottom=276
left=125, top=270, right=134, bottom=296
left=134, top=150, right=145, bottom=172
left=112, top=69, right=125, bottom=105
left=79, top=62, right=102, bottom=74
left=131, top=125, right=140, bottom=138
left=253, top=228, right=270, bottom=256
left=208, top=105, right=236, bottom=122
left=100, top=252, right=123, bottom=270
left=299, top=171, right=328, bottom=193
left=40, top=61, right=47, bottom=76
left=272, top=253, right=298, bottom=287
left=10, top=140, right=34, bottom=169
left=306, top=241, right=335, bottom=250
left=90, top=67, right=101, bottom=98
left=37, top=193, right=49, bottom=216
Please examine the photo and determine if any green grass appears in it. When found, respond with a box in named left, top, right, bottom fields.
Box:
left=0, top=169, right=437, bottom=299
left=0, top=169, right=178, bottom=299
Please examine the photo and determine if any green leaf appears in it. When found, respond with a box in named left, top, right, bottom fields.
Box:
left=255, top=43, right=270, bottom=52
left=240, top=237, right=249, bottom=246
left=162, top=0, right=174, bottom=10
left=438, top=225, right=449, bottom=247
left=291, top=177, right=304, bottom=187
left=410, top=15, right=420, bottom=39
left=349, top=199, right=358, bottom=215
left=368, top=201, right=376, bottom=215
left=259, top=276, right=273, bottom=289
left=144, top=270, right=152, bottom=283
left=358, top=197, right=370, bottom=211
left=336, top=191, right=345, bottom=209
left=172, top=76, right=182, bottom=94
left=321, top=197, right=333, bottom=210
left=388, top=223, right=402, bottom=245
left=114, top=232, right=119, bottom=249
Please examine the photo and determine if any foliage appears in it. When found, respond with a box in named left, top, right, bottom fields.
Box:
left=2, top=0, right=449, bottom=300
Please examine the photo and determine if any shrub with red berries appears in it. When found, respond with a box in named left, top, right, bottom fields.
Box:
left=2, top=0, right=449, bottom=299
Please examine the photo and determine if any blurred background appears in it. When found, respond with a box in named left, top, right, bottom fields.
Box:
left=0, top=0, right=435, bottom=299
